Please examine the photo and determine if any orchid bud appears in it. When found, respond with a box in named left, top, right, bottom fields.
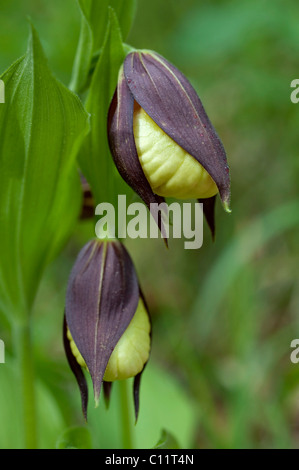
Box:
left=108, top=51, right=231, bottom=238
left=63, top=239, right=151, bottom=420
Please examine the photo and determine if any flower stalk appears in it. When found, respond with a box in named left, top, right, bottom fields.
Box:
left=14, top=320, right=38, bottom=449
left=119, top=380, right=134, bottom=449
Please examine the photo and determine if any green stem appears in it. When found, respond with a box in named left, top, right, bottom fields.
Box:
left=14, top=320, right=38, bottom=449
left=119, top=380, right=133, bottom=449
left=123, top=43, right=137, bottom=55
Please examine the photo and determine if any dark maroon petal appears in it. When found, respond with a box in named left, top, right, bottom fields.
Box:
left=132, top=288, right=152, bottom=423
left=63, top=315, right=88, bottom=420
left=65, top=239, right=140, bottom=403
left=133, top=371, right=142, bottom=424
left=198, top=195, right=216, bottom=240
left=108, top=69, right=168, bottom=243
left=103, top=381, right=113, bottom=409
left=124, top=51, right=231, bottom=209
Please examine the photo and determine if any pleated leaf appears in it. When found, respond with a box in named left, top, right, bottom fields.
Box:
left=79, top=0, right=136, bottom=49
left=78, top=8, right=131, bottom=207
left=0, top=25, right=89, bottom=320
left=71, top=0, right=136, bottom=92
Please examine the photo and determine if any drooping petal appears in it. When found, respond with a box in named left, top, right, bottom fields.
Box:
left=123, top=51, right=231, bottom=211
left=63, top=315, right=88, bottom=420
left=198, top=195, right=217, bottom=240
left=108, top=68, right=168, bottom=243
left=133, top=371, right=142, bottom=423
left=65, top=239, right=140, bottom=404
left=103, top=381, right=113, bottom=409
left=132, top=288, right=152, bottom=422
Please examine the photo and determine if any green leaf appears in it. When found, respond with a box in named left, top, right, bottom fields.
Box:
left=153, top=429, right=181, bottom=449
left=70, top=0, right=136, bottom=93
left=69, top=4, right=94, bottom=94
left=0, top=356, right=66, bottom=449
left=79, top=0, right=136, bottom=48
left=56, top=426, right=93, bottom=449
left=110, top=0, right=137, bottom=41
left=78, top=8, right=131, bottom=207
left=0, top=24, right=89, bottom=321
left=78, top=0, right=110, bottom=53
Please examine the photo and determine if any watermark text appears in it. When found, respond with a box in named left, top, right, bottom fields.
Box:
left=290, top=339, right=299, bottom=364
left=0, top=339, right=5, bottom=364
left=95, top=195, right=203, bottom=250
left=290, top=79, right=299, bottom=104
left=0, top=79, right=5, bottom=103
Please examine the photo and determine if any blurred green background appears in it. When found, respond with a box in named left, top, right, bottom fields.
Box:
left=1, top=0, right=299, bottom=449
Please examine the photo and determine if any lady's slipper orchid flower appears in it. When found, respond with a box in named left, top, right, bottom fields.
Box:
left=108, top=50, right=231, bottom=238
left=63, top=239, right=151, bottom=420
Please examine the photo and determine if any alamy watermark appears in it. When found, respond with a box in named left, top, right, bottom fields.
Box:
left=290, top=79, right=299, bottom=104
left=0, top=339, right=5, bottom=364
left=0, top=79, right=5, bottom=104
left=290, top=339, right=299, bottom=364
left=95, top=195, right=203, bottom=249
